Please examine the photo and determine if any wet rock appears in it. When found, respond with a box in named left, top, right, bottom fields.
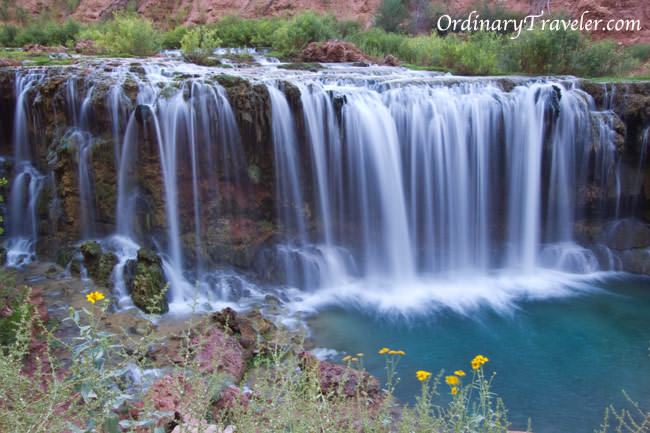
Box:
left=0, top=248, right=6, bottom=266
left=74, top=39, right=98, bottom=55
left=605, top=219, right=650, bottom=250
left=124, top=248, right=168, bottom=314
left=381, top=55, right=400, bottom=66
left=620, top=248, right=650, bottom=275
left=80, top=241, right=118, bottom=287
left=22, top=44, right=67, bottom=53
left=302, top=40, right=369, bottom=63
left=0, top=58, right=21, bottom=67
left=56, top=244, right=78, bottom=268
left=298, top=351, right=380, bottom=398
left=191, top=327, right=247, bottom=383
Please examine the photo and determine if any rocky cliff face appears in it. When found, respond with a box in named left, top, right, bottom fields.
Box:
left=1, top=62, right=650, bottom=304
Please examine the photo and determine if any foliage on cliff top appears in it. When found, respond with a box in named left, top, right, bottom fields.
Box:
left=0, top=9, right=647, bottom=77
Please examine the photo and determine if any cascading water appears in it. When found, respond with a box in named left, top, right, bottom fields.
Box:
left=5, top=71, right=46, bottom=266
left=1, top=60, right=643, bottom=315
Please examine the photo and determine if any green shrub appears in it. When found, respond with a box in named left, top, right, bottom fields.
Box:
left=348, top=27, right=407, bottom=58
left=213, top=15, right=282, bottom=47
left=161, top=25, right=189, bottom=49
left=270, top=11, right=339, bottom=56
left=625, top=43, right=650, bottom=62
left=0, top=24, right=19, bottom=47
left=375, top=0, right=409, bottom=33
left=80, top=12, right=161, bottom=56
left=503, top=29, right=586, bottom=74
left=180, top=26, right=222, bottom=64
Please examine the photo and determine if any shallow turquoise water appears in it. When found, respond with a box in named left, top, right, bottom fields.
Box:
left=306, top=274, right=650, bottom=433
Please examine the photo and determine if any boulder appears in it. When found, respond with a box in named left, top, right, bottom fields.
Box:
left=74, top=39, right=98, bottom=55
left=381, top=55, right=401, bottom=66
left=22, top=44, right=67, bottom=53
left=302, top=40, right=369, bottom=63
left=605, top=219, right=650, bottom=250
left=298, top=351, right=381, bottom=398
left=190, top=327, right=248, bottom=383
left=80, top=241, right=118, bottom=288
left=124, top=248, right=168, bottom=314
left=0, top=58, right=21, bottom=67
left=620, top=249, right=650, bottom=275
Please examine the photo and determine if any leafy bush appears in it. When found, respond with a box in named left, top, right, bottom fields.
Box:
left=213, top=15, right=282, bottom=47
left=625, top=43, right=650, bottom=62
left=0, top=24, right=18, bottom=47
left=161, top=25, right=189, bottom=49
left=180, top=26, right=222, bottom=64
left=375, top=0, right=409, bottom=33
left=270, top=11, right=339, bottom=56
left=349, top=27, right=407, bottom=58
left=80, top=12, right=161, bottom=56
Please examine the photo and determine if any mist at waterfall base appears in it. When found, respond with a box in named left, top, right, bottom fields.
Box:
left=308, top=275, right=650, bottom=433
left=3, top=60, right=650, bottom=432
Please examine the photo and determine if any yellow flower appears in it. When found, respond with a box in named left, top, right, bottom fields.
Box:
left=445, top=375, right=460, bottom=386
left=379, top=348, right=389, bottom=354
left=343, top=355, right=351, bottom=362
left=351, top=357, right=359, bottom=362
left=396, top=350, right=405, bottom=355
left=454, top=370, right=466, bottom=376
left=86, top=291, right=105, bottom=304
left=416, top=370, right=431, bottom=381
left=471, top=355, right=489, bottom=370
left=388, top=350, right=397, bottom=355
left=356, top=353, right=364, bottom=357
left=451, top=386, right=458, bottom=395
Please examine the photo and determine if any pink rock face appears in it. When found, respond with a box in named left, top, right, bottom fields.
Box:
left=302, top=40, right=370, bottom=63
left=21, top=44, right=67, bottom=53
left=214, top=386, right=250, bottom=412
left=0, top=58, right=21, bottom=67
left=74, top=39, right=98, bottom=55
left=299, top=351, right=381, bottom=398
left=190, top=327, right=247, bottom=383
left=381, top=54, right=401, bottom=66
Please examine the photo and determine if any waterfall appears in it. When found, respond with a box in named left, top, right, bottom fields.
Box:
left=3, top=61, right=642, bottom=315
left=5, top=71, right=46, bottom=266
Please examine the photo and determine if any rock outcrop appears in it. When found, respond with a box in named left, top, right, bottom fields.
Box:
left=124, top=248, right=168, bottom=314
left=302, top=40, right=370, bottom=63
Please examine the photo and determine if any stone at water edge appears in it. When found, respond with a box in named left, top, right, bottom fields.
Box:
left=124, top=248, right=168, bottom=314
left=298, top=351, right=381, bottom=398
left=80, top=241, right=118, bottom=288
left=0, top=58, right=21, bottom=67
left=190, top=327, right=248, bottom=383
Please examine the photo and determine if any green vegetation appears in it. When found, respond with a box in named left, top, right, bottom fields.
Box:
left=0, top=7, right=647, bottom=76
left=79, top=12, right=161, bottom=56
left=0, top=282, right=513, bottom=433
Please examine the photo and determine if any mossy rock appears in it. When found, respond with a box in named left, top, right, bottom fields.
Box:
left=80, top=241, right=118, bottom=287
left=125, top=248, right=168, bottom=314
left=56, top=244, right=78, bottom=268
left=0, top=248, right=6, bottom=266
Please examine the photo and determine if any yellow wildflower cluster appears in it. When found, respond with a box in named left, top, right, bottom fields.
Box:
left=471, top=354, right=489, bottom=370
left=86, top=291, right=105, bottom=304
left=416, top=370, right=431, bottom=381
left=379, top=348, right=405, bottom=355
left=445, top=375, right=460, bottom=386
left=342, top=353, right=364, bottom=362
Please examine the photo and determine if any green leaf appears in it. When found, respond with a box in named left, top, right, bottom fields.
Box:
left=79, top=382, right=97, bottom=403
left=103, top=414, right=121, bottom=433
